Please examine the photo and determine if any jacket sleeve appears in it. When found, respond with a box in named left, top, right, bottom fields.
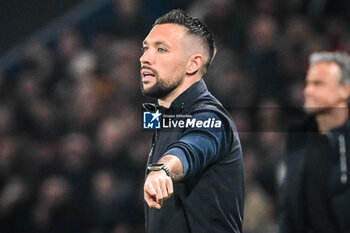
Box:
left=162, top=111, right=232, bottom=180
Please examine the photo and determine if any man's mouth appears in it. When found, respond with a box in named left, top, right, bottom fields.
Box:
left=141, top=69, right=156, bottom=82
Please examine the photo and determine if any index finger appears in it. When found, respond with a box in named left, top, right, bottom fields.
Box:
left=145, top=188, right=161, bottom=209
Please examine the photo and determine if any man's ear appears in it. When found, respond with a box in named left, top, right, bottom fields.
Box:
left=339, top=84, right=350, bottom=100
left=186, top=54, right=204, bottom=75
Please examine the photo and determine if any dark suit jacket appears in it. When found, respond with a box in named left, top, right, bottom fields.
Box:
left=280, top=116, right=350, bottom=233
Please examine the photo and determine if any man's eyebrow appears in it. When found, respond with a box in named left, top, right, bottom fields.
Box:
left=142, top=40, right=171, bottom=47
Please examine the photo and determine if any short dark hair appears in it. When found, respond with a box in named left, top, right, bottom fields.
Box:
left=154, top=9, right=216, bottom=72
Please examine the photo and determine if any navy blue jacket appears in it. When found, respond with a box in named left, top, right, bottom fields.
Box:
left=144, top=80, right=244, bottom=233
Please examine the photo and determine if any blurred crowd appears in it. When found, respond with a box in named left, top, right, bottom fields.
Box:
left=0, top=0, right=350, bottom=232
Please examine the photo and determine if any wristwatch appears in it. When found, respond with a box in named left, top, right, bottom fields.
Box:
left=147, top=163, right=170, bottom=177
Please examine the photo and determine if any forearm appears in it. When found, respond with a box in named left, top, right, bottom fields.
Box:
left=161, top=112, right=226, bottom=179
left=163, top=131, right=222, bottom=179
left=158, top=155, right=184, bottom=182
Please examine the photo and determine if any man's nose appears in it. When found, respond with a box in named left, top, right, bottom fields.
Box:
left=304, top=84, right=313, bottom=96
left=140, top=49, right=154, bottom=65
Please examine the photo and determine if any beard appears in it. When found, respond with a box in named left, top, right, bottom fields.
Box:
left=141, top=74, right=183, bottom=99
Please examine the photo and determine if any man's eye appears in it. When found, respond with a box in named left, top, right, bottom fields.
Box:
left=141, top=47, right=148, bottom=53
left=158, top=47, right=167, bottom=53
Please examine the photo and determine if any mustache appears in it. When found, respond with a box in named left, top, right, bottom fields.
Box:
left=140, top=65, right=158, bottom=75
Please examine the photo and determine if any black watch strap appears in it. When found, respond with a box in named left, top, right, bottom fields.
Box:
left=147, top=164, right=170, bottom=177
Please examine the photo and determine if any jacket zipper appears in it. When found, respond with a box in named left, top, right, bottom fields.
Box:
left=338, top=134, right=348, bottom=184
left=145, top=128, right=158, bottom=233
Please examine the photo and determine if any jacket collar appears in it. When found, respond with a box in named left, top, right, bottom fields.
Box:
left=330, top=114, right=350, bottom=133
left=168, top=79, right=208, bottom=111
left=295, top=112, right=350, bottom=134
left=143, top=79, right=209, bottom=113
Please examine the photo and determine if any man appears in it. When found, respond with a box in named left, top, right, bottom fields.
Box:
left=280, top=52, right=350, bottom=233
left=140, top=10, right=244, bottom=233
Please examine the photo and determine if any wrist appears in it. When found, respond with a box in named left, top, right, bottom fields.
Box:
left=157, top=155, right=184, bottom=181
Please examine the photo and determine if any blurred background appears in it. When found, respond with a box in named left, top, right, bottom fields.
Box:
left=0, top=0, right=350, bottom=232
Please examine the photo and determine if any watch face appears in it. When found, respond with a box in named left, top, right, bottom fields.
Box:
left=148, top=165, right=162, bottom=170
left=148, top=164, right=164, bottom=169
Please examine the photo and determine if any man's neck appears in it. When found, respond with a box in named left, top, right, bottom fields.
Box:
left=158, top=77, right=201, bottom=108
left=158, top=86, right=186, bottom=109
left=316, top=106, right=349, bottom=133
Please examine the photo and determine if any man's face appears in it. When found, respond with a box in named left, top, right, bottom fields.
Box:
left=304, top=62, right=346, bottom=114
left=140, top=24, right=188, bottom=99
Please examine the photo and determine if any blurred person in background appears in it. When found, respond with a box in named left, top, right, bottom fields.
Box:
left=33, top=176, right=88, bottom=233
left=255, top=98, right=286, bottom=199
left=244, top=15, right=282, bottom=102
left=95, top=116, right=133, bottom=174
left=280, top=51, right=350, bottom=233
left=58, top=133, right=93, bottom=199
left=243, top=147, right=278, bottom=233
left=141, top=9, right=244, bottom=233
left=91, top=169, right=127, bottom=232
left=203, top=0, right=247, bottom=55
left=0, top=175, right=34, bottom=233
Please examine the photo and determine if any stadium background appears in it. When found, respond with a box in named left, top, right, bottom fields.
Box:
left=0, top=0, right=350, bottom=232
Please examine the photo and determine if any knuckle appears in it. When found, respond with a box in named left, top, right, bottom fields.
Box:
left=158, top=178, right=164, bottom=185
left=151, top=181, right=159, bottom=188
left=166, top=176, right=172, bottom=182
left=145, top=178, right=152, bottom=185
left=144, top=183, right=151, bottom=190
